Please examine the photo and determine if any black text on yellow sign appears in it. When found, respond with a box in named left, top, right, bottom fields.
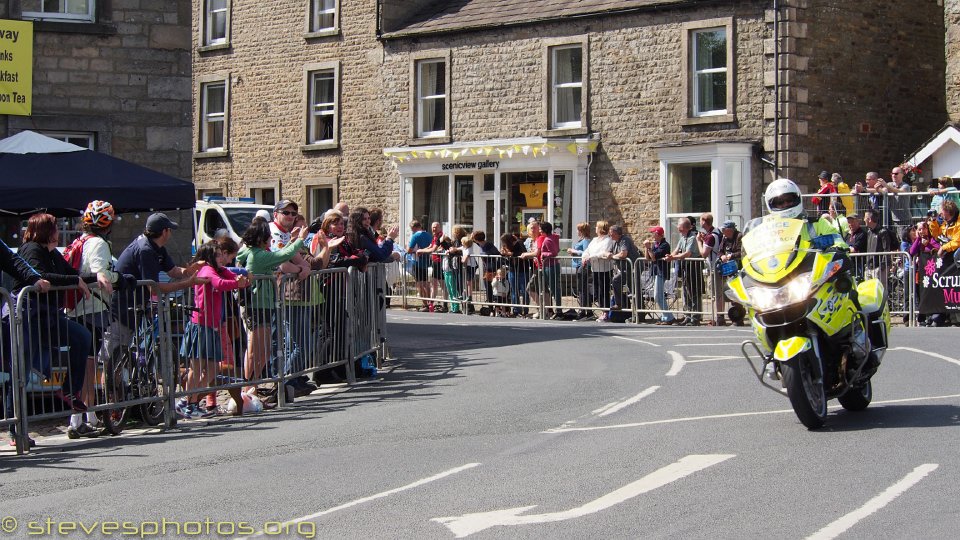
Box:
left=0, top=19, right=32, bottom=116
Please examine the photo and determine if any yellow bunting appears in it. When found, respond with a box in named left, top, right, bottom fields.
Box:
left=532, top=147, right=540, bottom=157
left=424, top=150, right=433, bottom=158
left=566, top=143, right=577, bottom=155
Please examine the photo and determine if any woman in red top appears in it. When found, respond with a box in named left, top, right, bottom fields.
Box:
left=811, top=170, right=837, bottom=215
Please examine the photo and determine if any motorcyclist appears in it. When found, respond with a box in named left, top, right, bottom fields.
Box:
left=746, top=178, right=849, bottom=250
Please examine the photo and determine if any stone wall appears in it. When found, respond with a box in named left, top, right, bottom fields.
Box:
left=1, top=1, right=192, bottom=255
left=947, top=0, right=960, bottom=123
left=192, top=0, right=951, bottom=237
left=192, top=0, right=398, bottom=221
left=783, top=0, right=946, bottom=190
left=380, top=3, right=771, bottom=233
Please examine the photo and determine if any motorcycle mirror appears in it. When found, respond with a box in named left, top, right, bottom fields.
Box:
left=834, top=273, right=853, bottom=294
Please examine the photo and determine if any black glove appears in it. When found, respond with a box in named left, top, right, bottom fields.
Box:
left=118, top=274, right=138, bottom=289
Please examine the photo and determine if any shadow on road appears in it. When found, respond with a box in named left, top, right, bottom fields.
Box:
left=826, top=404, right=960, bottom=431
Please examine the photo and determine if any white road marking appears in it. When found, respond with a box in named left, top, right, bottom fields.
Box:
left=431, top=454, right=735, bottom=538
left=674, top=343, right=746, bottom=347
left=597, top=386, right=660, bottom=417
left=805, top=464, right=939, bottom=540
left=591, top=402, right=619, bottom=415
left=611, top=336, right=660, bottom=347
left=888, top=347, right=960, bottom=368
left=543, top=393, right=960, bottom=434
left=685, top=356, right=741, bottom=363
left=616, top=327, right=754, bottom=332
left=239, top=463, right=481, bottom=539
left=665, top=351, right=685, bottom=376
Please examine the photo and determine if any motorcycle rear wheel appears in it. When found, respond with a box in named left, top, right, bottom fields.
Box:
left=782, top=352, right=827, bottom=429
left=838, top=379, right=872, bottom=411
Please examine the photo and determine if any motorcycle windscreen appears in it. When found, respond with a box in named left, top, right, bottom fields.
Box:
left=741, top=216, right=807, bottom=283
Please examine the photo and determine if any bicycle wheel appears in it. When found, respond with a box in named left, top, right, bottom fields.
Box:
left=99, top=350, right=131, bottom=435
left=136, top=357, right=166, bottom=426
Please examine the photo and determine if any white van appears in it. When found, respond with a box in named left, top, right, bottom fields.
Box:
left=194, top=197, right=273, bottom=251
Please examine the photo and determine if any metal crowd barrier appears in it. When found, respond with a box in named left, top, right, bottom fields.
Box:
left=0, top=288, right=19, bottom=446
left=801, top=191, right=939, bottom=230
left=847, top=251, right=915, bottom=325
left=4, top=263, right=392, bottom=454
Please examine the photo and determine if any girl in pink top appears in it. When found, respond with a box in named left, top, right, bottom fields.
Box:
left=178, top=242, right=250, bottom=419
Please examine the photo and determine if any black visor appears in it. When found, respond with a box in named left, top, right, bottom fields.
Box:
left=769, top=193, right=800, bottom=210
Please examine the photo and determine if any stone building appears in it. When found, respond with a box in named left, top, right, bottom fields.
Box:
left=191, top=0, right=946, bottom=247
left=0, top=0, right=193, bottom=258
left=947, top=0, right=960, bottom=123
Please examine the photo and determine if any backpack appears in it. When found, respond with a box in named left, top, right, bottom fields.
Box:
left=61, top=235, right=91, bottom=311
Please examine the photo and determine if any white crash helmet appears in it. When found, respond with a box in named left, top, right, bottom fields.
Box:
left=764, top=178, right=804, bottom=219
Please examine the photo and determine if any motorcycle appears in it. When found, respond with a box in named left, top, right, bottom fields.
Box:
left=727, top=214, right=891, bottom=429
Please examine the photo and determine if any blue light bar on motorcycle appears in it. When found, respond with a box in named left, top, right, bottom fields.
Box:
left=811, top=234, right=840, bottom=251
left=719, top=260, right=740, bottom=277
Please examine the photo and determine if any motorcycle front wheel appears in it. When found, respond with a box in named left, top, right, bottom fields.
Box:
left=782, top=352, right=827, bottom=429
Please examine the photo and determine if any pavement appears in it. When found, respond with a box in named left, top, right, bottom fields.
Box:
left=0, top=311, right=957, bottom=539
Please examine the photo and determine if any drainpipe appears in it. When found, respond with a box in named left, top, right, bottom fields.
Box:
left=773, top=0, right=780, bottom=176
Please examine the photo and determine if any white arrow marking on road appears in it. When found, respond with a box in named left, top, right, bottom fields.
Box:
left=806, top=464, right=939, bottom=540
left=239, top=463, right=480, bottom=539
left=665, top=351, right=685, bottom=376
left=597, top=386, right=660, bottom=417
left=431, top=454, right=735, bottom=538
left=888, top=347, right=960, bottom=368
left=612, top=336, right=661, bottom=347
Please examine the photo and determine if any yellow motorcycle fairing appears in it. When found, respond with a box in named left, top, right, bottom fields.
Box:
left=741, top=216, right=810, bottom=284
left=806, top=281, right=858, bottom=337
left=773, top=336, right=812, bottom=362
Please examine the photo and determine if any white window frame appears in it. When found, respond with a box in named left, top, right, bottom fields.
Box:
left=682, top=18, right=735, bottom=124
left=39, top=131, right=95, bottom=150
left=416, top=59, right=447, bottom=139
left=22, top=0, right=95, bottom=22
left=305, top=64, right=339, bottom=147
left=550, top=44, right=584, bottom=129
left=691, top=28, right=728, bottom=117
left=202, top=0, right=230, bottom=48
left=657, top=143, right=753, bottom=246
left=199, top=80, right=228, bottom=153
left=308, top=0, right=338, bottom=34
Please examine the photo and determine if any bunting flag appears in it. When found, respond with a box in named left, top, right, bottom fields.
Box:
left=382, top=139, right=598, bottom=163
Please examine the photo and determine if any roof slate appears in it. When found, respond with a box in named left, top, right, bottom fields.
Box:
left=385, top=0, right=700, bottom=37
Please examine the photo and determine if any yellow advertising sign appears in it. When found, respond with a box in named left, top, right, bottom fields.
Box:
left=0, top=19, right=32, bottom=116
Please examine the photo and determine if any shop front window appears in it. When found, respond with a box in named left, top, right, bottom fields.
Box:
left=666, top=163, right=711, bottom=246
left=552, top=171, right=573, bottom=239
left=412, top=176, right=449, bottom=231
left=454, top=176, right=474, bottom=233
left=506, top=171, right=548, bottom=237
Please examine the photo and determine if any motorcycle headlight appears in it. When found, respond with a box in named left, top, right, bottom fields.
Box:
left=745, top=272, right=813, bottom=311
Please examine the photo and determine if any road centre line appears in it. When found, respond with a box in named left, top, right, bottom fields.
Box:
left=665, top=351, right=685, bottom=376
left=685, top=356, right=741, bottom=363
left=598, top=386, right=660, bottom=417
left=805, top=464, right=939, bottom=540
left=238, top=463, right=481, bottom=539
left=673, top=342, right=747, bottom=347
left=611, top=336, right=660, bottom=347
left=542, top=393, right=960, bottom=434
left=888, top=347, right=960, bottom=368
